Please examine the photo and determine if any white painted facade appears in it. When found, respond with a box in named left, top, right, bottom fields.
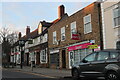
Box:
left=101, top=0, right=120, bottom=49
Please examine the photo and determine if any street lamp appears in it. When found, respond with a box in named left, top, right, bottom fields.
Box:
left=19, top=40, right=25, bottom=69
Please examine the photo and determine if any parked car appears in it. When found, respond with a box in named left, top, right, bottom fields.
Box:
left=71, top=49, right=120, bottom=80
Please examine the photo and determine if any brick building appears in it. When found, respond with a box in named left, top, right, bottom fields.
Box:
left=48, top=2, right=103, bottom=69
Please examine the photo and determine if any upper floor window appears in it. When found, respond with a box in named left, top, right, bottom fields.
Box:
left=44, top=34, right=48, bottom=42
left=53, top=31, right=57, bottom=44
left=113, top=7, right=120, bottom=27
left=61, top=27, right=65, bottom=41
left=84, top=14, right=92, bottom=34
left=70, top=21, right=76, bottom=38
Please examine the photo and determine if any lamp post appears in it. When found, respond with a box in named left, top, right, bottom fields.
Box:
left=19, top=40, right=25, bottom=69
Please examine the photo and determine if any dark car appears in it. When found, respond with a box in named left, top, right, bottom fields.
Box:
left=71, top=49, right=120, bottom=80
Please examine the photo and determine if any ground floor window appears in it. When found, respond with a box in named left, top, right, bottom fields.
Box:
left=116, top=41, right=120, bottom=49
left=30, top=52, right=35, bottom=62
left=69, top=48, right=92, bottom=69
left=50, top=53, right=59, bottom=67
left=40, top=48, right=47, bottom=63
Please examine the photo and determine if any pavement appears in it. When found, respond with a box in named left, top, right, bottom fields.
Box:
left=5, top=65, right=71, bottom=78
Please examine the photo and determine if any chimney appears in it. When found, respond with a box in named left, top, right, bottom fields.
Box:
left=26, top=26, right=30, bottom=35
left=58, top=5, right=65, bottom=18
left=18, top=32, right=22, bottom=40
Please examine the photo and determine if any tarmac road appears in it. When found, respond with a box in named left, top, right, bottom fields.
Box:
left=2, top=69, right=105, bottom=80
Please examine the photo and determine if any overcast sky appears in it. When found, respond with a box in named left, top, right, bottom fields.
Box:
left=1, top=0, right=97, bottom=35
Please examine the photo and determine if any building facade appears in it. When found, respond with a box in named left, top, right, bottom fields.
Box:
left=101, top=0, right=120, bottom=50
left=48, top=2, right=103, bottom=69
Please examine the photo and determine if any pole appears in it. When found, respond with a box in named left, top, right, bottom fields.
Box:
left=20, top=50, right=23, bottom=69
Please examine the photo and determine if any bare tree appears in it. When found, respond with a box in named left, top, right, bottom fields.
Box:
left=0, top=27, right=18, bottom=65
left=0, top=27, right=18, bottom=44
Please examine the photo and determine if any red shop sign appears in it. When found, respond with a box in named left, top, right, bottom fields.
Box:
left=68, top=43, right=92, bottom=51
left=72, top=34, right=80, bottom=40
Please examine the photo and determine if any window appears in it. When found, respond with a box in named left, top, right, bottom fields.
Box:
left=110, top=52, right=119, bottom=59
left=70, top=21, right=76, bottom=38
left=40, top=48, right=47, bottom=63
left=53, top=31, right=57, bottom=44
left=84, top=52, right=96, bottom=62
left=97, top=52, right=109, bottom=61
left=84, top=14, right=92, bottom=34
left=113, top=7, right=120, bottom=27
left=61, top=27, right=65, bottom=41
left=44, top=34, right=48, bottom=42
left=116, top=41, right=120, bottom=49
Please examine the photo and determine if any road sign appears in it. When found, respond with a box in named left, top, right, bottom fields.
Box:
left=88, top=44, right=98, bottom=49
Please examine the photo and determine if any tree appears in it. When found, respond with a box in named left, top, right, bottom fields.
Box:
left=0, top=27, right=18, bottom=44
left=0, top=27, right=18, bottom=65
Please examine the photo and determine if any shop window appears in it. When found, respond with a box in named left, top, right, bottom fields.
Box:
left=84, top=14, right=92, bottom=34
left=113, top=7, right=120, bottom=27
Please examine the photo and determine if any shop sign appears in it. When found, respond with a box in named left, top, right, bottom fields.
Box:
left=68, top=43, right=92, bottom=51
left=88, top=44, right=98, bottom=49
left=72, top=34, right=79, bottom=40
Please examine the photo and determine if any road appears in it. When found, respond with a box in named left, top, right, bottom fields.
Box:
left=2, top=69, right=105, bottom=80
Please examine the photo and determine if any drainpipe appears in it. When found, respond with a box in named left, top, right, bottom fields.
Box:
left=98, top=3, right=104, bottom=50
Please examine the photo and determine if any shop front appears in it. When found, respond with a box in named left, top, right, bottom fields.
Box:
left=68, top=42, right=100, bottom=69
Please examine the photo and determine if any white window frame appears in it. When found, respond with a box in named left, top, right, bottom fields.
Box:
left=61, top=27, right=65, bottom=41
left=84, top=14, right=92, bottom=34
left=70, top=21, right=77, bottom=38
left=113, top=7, right=120, bottom=28
left=53, top=31, right=57, bottom=44
left=40, top=48, right=47, bottom=63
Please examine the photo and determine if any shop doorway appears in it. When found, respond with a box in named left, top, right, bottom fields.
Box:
left=36, top=52, right=40, bottom=65
left=62, top=50, right=66, bottom=68
left=26, top=53, right=29, bottom=66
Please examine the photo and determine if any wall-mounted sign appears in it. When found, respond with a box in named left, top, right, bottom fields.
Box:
left=72, top=34, right=79, bottom=40
left=68, top=43, right=92, bottom=51
left=88, top=44, right=98, bottom=49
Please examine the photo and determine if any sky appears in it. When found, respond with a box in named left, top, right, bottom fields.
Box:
left=1, top=0, right=97, bottom=36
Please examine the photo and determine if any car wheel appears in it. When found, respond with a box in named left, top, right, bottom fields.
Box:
left=72, top=69, right=80, bottom=80
left=106, top=71, right=120, bottom=80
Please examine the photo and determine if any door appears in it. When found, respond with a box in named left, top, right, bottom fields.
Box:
left=62, top=50, right=66, bottom=68
left=69, top=51, right=74, bottom=69
left=26, top=53, right=29, bottom=66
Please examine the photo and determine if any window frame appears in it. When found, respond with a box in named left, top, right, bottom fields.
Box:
left=53, top=31, right=57, bottom=44
left=61, top=27, right=65, bottom=41
left=40, top=48, right=47, bottom=63
left=113, top=7, right=120, bottom=28
left=83, top=14, right=92, bottom=34
left=70, top=21, right=77, bottom=38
